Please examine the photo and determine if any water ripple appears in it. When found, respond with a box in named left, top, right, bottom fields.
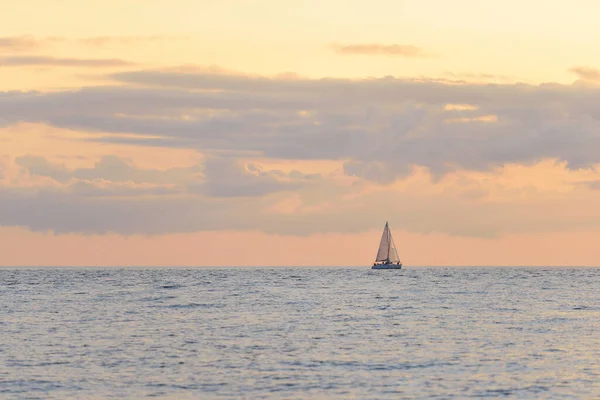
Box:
left=1, top=267, right=599, bottom=399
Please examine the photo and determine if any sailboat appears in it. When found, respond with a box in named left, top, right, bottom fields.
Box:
left=372, top=221, right=403, bottom=269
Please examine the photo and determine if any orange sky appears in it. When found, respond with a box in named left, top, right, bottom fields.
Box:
left=1, top=227, right=599, bottom=267
left=2, top=1, right=600, bottom=266
left=0, top=228, right=600, bottom=267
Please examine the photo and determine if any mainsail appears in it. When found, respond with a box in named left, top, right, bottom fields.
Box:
left=375, top=222, right=401, bottom=263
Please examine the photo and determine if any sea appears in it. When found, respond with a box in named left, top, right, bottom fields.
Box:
left=1, top=267, right=599, bottom=399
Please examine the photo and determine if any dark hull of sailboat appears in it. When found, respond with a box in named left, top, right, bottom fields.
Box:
left=372, top=263, right=402, bottom=270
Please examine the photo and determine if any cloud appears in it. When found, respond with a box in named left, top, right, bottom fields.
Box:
left=0, top=35, right=168, bottom=53
left=4, top=67, right=600, bottom=237
left=78, top=36, right=166, bottom=47
left=343, top=160, right=413, bottom=184
left=0, top=36, right=64, bottom=52
left=0, top=154, right=325, bottom=235
left=0, top=184, right=234, bottom=235
left=0, top=36, right=39, bottom=52
left=332, top=43, right=432, bottom=57
left=12, top=154, right=316, bottom=199
left=15, top=155, right=202, bottom=186
left=4, top=145, right=600, bottom=238
left=3, top=68, right=600, bottom=181
left=569, top=66, right=600, bottom=82
left=4, top=157, right=600, bottom=237
left=441, top=71, right=514, bottom=82
left=198, top=157, right=320, bottom=197
left=0, top=56, right=134, bottom=68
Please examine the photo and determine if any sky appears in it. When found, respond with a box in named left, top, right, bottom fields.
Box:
left=2, top=0, right=600, bottom=266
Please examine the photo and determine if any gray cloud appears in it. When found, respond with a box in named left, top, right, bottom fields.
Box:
left=0, top=36, right=65, bottom=52
left=4, top=68, right=600, bottom=238
left=578, top=180, right=600, bottom=191
left=14, top=154, right=316, bottom=199
left=3, top=69, right=600, bottom=181
left=0, top=154, right=323, bottom=235
left=16, top=155, right=202, bottom=186
left=0, top=36, right=39, bottom=52
left=0, top=185, right=246, bottom=235
left=107, top=68, right=600, bottom=112
left=344, top=160, right=413, bottom=184
left=569, top=66, right=600, bottom=82
left=333, top=43, right=431, bottom=57
left=3, top=150, right=600, bottom=238
left=198, top=157, right=319, bottom=197
left=2, top=169, right=600, bottom=237
left=0, top=56, right=134, bottom=68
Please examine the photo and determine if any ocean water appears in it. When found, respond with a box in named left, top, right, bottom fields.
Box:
left=1, top=267, right=599, bottom=399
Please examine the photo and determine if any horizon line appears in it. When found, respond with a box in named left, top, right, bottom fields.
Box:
left=1, top=265, right=600, bottom=269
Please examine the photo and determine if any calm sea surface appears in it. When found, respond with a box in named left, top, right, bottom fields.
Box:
left=1, top=267, right=599, bottom=399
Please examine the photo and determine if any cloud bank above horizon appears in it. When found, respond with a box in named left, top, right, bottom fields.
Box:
left=3, top=66, right=600, bottom=239
left=3, top=0, right=600, bottom=265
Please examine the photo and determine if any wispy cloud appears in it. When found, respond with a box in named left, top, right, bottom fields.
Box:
left=332, top=43, right=432, bottom=57
left=0, top=35, right=64, bottom=52
left=0, top=36, right=37, bottom=52
left=441, top=71, right=514, bottom=82
left=0, top=56, right=134, bottom=68
left=78, top=36, right=167, bottom=47
left=569, top=66, right=600, bottom=82
left=0, top=35, right=170, bottom=52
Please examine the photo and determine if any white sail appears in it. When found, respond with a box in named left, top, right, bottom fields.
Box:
left=375, top=222, right=390, bottom=261
left=375, top=222, right=401, bottom=263
left=387, top=230, right=401, bottom=263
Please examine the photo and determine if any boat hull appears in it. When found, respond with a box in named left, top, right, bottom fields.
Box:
left=372, top=263, right=403, bottom=270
